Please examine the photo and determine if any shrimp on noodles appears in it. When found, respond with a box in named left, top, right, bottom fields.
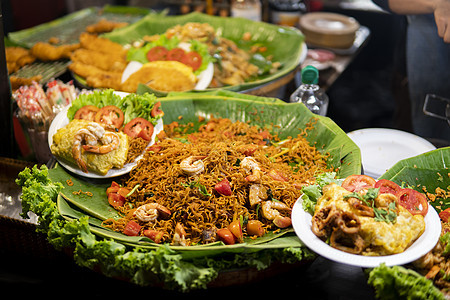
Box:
left=102, top=117, right=333, bottom=245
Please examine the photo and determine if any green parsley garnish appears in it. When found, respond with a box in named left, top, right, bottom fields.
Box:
left=344, top=188, right=397, bottom=223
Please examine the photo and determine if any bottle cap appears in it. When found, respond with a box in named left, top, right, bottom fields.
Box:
left=301, top=65, right=319, bottom=84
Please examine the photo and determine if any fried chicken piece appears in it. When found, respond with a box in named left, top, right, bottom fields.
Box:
left=86, top=72, right=123, bottom=90
left=70, top=48, right=127, bottom=72
left=68, top=61, right=122, bottom=90
left=85, top=18, right=128, bottom=34
left=5, top=47, right=36, bottom=74
left=30, top=42, right=80, bottom=61
left=79, top=32, right=126, bottom=58
left=121, top=61, right=197, bottom=93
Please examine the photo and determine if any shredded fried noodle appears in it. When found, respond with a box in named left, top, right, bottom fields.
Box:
left=103, top=117, right=333, bottom=245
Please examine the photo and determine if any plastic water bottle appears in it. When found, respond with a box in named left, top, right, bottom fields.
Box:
left=231, top=0, right=262, bottom=22
left=290, top=65, right=329, bottom=116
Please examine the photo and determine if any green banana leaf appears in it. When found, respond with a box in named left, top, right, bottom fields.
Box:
left=368, top=147, right=450, bottom=299
left=19, top=91, right=361, bottom=289
left=8, top=6, right=153, bottom=48
left=103, top=12, right=305, bottom=92
left=48, top=92, right=361, bottom=252
left=379, top=147, right=450, bottom=212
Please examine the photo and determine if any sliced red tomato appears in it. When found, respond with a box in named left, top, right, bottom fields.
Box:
left=341, top=175, right=376, bottom=192
left=137, top=126, right=154, bottom=141
left=181, top=51, right=202, bottom=71
left=94, top=105, right=124, bottom=129
left=106, top=181, right=120, bottom=195
left=439, top=208, right=450, bottom=222
left=396, top=188, right=429, bottom=216
left=375, top=179, right=401, bottom=195
left=106, top=185, right=120, bottom=196
left=215, top=179, right=232, bottom=196
left=143, top=229, right=164, bottom=243
left=74, top=105, right=99, bottom=121
left=108, top=192, right=125, bottom=208
left=146, top=46, right=168, bottom=61
left=117, top=187, right=130, bottom=198
left=123, top=117, right=154, bottom=141
left=151, top=101, right=164, bottom=117
left=110, top=181, right=120, bottom=188
left=147, top=143, right=162, bottom=153
left=123, top=220, right=141, bottom=236
left=166, top=48, right=186, bottom=61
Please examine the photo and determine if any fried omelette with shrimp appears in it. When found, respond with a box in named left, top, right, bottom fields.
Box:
left=51, top=119, right=129, bottom=175
left=121, top=61, right=197, bottom=93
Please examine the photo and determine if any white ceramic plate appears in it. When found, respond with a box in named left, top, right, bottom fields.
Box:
left=48, top=95, right=163, bottom=179
left=292, top=196, right=441, bottom=268
left=347, top=128, right=436, bottom=179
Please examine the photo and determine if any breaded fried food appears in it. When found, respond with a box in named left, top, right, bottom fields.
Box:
left=70, top=48, right=127, bottom=72
left=9, top=75, right=42, bottom=91
left=121, top=61, right=197, bottom=93
left=30, top=42, right=80, bottom=61
left=85, top=18, right=128, bottom=34
left=68, top=61, right=122, bottom=90
left=79, top=32, right=126, bottom=57
left=86, top=72, right=123, bottom=90
left=5, top=47, right=36, bottom=74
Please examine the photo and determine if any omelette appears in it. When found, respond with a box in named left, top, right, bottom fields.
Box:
left=51, top=119, right=129, bottom=175
left=312, top=183, right=425, bottom=256
left=120, top=61, right=197, bottom=93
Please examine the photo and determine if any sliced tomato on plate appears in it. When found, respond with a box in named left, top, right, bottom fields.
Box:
left=181, top=51, right=202, bottom=71
left=146, top=46, right=168, bottom=61
left=74, top=105, right=99, bottom=121
left=123, top=117, right=154, bottom=141
left=375, top=179, right=401, bottom=195
left=166, top=48, right=186, bottom=61
left=94, top=105, right=124, bottom=129
left=137, top=126, right=154, bottom=141
left=341, top=175, right=376, bottom=192
left=396, top=188, right=429, bottom=216
left=151, top=101, right=164, bottom=117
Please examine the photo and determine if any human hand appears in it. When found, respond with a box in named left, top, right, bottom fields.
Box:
left=434, top=0, right=450, bottom=42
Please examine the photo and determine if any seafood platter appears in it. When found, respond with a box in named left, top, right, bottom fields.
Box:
left=6, top=6, right=450, bottom=298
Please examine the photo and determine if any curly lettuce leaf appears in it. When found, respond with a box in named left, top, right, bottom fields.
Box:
left=367, top=264, right=445, bottom=300
left=16, top=165, right=64, bottom=232
left=66, top=90, right=160, bottom=125
left=16, top=165, right=312, bottom=291
left=301, top=172, right=340, bottom=214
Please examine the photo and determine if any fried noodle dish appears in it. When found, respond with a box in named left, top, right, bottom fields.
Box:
left=103, top=117, right=333, bottom=246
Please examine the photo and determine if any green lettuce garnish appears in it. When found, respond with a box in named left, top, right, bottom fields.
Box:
left=66, top=89, right=161, bottom=125
left=16, top=165, right=314, bottom=291
left=301, top=172, right=340, bottom=214
left=367, top=264, right=445, bottom=300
